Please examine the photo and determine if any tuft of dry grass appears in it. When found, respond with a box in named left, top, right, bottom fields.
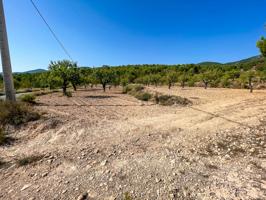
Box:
left=0, top=128, right=14, bottom=146
left=17, top=155, right=43, bottom=166
left=0, top=101, right=40, bottom=126
left=155, top=95, right=192, bottom=106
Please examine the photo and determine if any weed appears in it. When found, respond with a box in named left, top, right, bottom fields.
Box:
left=135, top=92, right=152, bottom=101
left=17, top=155, right=43, bottom=166
left=0, top=128, right=14, bottom=146
left=65, top=91, right=72, bottom=97
left=156, top=95, right=191, bottom=106
left=0, top=101, right=40, bottom=126
left=19, top=94, right=36, bottom=104
left=124, top=192, right=133, bottom=200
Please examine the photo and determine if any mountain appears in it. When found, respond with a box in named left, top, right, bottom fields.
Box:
left=225, top=55, right=262, bottom=65
left=198, top=61, right=222, bottom=66
left=198, top=55, right=263, bottom=66
left=23, top=69, right=47, bottom=74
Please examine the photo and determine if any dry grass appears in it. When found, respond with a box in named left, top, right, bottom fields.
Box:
left=0, top=128, right=14, bottom=146
left=17, top=155, right=43, bottom=167
left=0, top=101, right=40, bottom=126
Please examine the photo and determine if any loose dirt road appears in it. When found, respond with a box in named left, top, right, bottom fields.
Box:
left=1, top=87, right=266, bottom=200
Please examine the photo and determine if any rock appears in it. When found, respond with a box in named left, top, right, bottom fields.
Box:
left=42, top=172, right=48, bottom=177
left=101, top=160, right=108, bottom=166
left=155, top=178, right=161, bottom=183
left=62, top=189, right=67, bottom=194
left=21, top=184, right=31, bottom=191
left=224, top=154, right=231, bottom=160
left=77, top=192, right=88, bottom=200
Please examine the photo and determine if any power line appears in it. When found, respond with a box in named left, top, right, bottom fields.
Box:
left=30, top=0, right=73, bottom=61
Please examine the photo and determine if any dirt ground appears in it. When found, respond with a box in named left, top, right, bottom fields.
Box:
left=0, top=86, right=266, bottom=200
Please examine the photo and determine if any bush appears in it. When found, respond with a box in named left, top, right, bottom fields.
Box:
left=0, top=127, right=14, bottom=146
left=65, top=91, right=72, bottom=97
left=122, top=84, right=144, bottom=94
left=19, top=94, right=36, bottom=104
left=156, top=95, right=191, bottom=106
left=0, top=101, right=40, bottom=126
left=17, top=155, right=43, bottom=166
left=135, top=92, right=152, bottom=101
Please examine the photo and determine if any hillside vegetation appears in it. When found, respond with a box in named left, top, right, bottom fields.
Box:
left=0, top=55, right=265, bottom=96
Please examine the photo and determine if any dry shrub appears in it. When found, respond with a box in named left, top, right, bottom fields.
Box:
left=17, top=155, right=43, bottom=166
left=19, top=94, right=36, bottom=104
left=156, top=95, right=191, bottom=106
left=0, top=127, right=15, bottom=146
left=0, top=101, right=40, bottom=126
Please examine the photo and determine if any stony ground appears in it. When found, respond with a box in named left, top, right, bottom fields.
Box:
left=0, top=86, right=266, bottom=200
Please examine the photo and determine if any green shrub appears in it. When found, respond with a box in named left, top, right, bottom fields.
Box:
left=65, top=91, right=72, bottom=97
left=19, top=94, right=36, bottom=104
left=0, top=101, right=40, bottom=126
left=135, top=92, right=152, bottom=101
left=122, top=84, right=144, bottom=94
left=17, top=155, right=43, bottom=166
left=156, top=95, right=191, bottom=106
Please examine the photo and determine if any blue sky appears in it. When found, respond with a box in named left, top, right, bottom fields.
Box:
left=2, top=0, right=266, bottom=72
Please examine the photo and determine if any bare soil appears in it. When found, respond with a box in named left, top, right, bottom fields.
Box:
left=0, top=86, right=266, bottom=200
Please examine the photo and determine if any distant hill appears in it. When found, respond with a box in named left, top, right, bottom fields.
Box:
left=198, top=55, right=263, bottom=66
left=198, top=61, right=222, bottom=66
left=23, top=69, right=47, bottom=74
left=225, top=55, right=262, bottom=65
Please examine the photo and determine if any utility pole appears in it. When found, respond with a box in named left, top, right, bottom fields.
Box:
left=0, top=0, right=15, bottom=101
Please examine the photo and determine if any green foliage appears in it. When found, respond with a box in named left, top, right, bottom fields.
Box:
left=122, top=84, right=144, bottom=94
left=49, top=60, right=79, bottom=95
left=65, top=91, right=72, bottom=97
left=94, top=66, right=116, bottom=92
left=135, top=92, right=152, bottom=101
left=9, top=54, right=266, bottom=93
left=17, top=155, right=43, bottom=166
left=124, top=192, right=133, bottom=200
left=19, top=94, right=36, bottom=104
left=257, top=37, right=266, bottom=58
left=0, top=101, right=40, bottom=126
left=123, top=84, right=152, bottom=101
left=156, top=95, right=191, bottom=106
left=0, top=128, right=7, bottom=145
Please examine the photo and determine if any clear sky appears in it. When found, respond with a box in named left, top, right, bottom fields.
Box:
left=2, top=0, right=266, bottom=72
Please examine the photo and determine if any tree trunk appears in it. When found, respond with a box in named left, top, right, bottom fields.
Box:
left=72, top=83, right=77, bottom=91
left=0, top=0, right=16, bottom=101
left=249, top=78, right=253, bottom=93
left=62, top=80, right=67, bottom=95
left=181, top=81, right=185, bottom=88
left=204, top=81, right=208, bottom=89
left=168, top=83, right=171, bottom=90
left=103, top=83, right=106, bottom=92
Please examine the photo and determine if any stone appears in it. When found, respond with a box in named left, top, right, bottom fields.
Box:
left=101, top=160, right=108, bottom=166
left=77, top=192, right=88, bottom=200
left=21, top=184, right=31, bottom=191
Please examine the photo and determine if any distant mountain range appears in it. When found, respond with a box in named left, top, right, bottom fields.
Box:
left=20, top=69, right=47, bottom=74
left=198, top=55, right=262, bottom=66
left=0, top=55, right=263, bottom=75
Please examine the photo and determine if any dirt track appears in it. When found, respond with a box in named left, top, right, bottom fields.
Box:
left=0, top=87, right=266, bottom=200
